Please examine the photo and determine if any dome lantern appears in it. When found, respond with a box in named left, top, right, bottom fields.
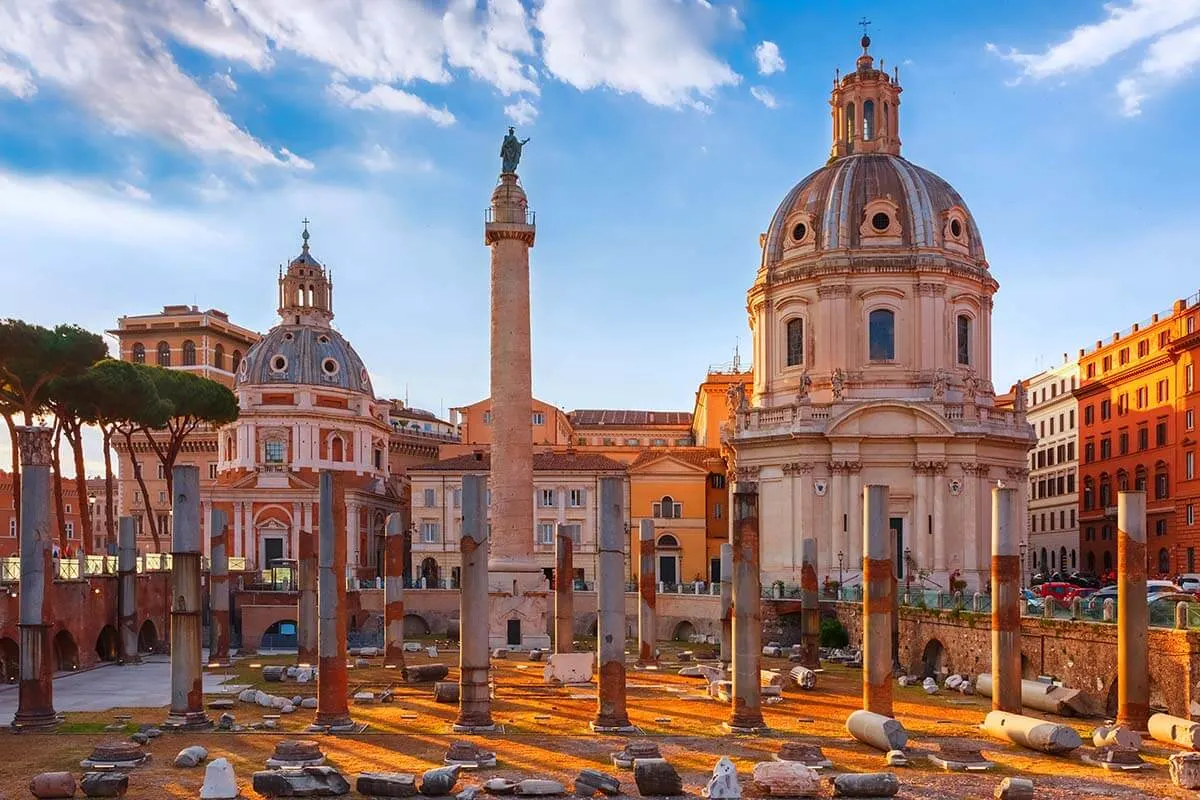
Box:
left=829, top=34, right=902, bottom=160
left=277, top=219, right=335, bottom=328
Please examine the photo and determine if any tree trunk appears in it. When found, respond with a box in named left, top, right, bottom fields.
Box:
left=3, top=414, right=17, bottom=533
left=68, top=424, right=90, bottom=558
left=102, top=427, right=116, bottom=555
left=122, top=428, right=159, bottom=550
left=51, top=423, right=67, bottom=556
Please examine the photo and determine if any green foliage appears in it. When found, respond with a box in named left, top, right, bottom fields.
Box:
left=819, top=617, right=849, bottom=648
left=86, top=360, right=171, bottom=430
left=0, top=319, right=106, bottom=422
left=142, top=366, right=239, bottom=429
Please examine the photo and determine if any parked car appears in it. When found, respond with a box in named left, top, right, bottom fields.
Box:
left=1036, top=582, right=1078, bottom=603
left=1178, top=574, right=1200, bottom=593
left=1147, top=580, right=1183, bottom=594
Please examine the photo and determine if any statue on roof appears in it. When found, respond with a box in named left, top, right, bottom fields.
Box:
left=500, top=127, right=530, bottom=174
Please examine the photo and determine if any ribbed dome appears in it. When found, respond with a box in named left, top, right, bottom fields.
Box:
left=236, top=324, right=373, bottom=396
left=762, top=153, right=985, bottom=269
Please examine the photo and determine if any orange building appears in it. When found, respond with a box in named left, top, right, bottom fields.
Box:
left=1076, top=293, right=1200, bottom=577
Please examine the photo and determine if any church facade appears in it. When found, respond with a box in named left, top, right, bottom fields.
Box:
left=729, top=37, right=1035, bottom=592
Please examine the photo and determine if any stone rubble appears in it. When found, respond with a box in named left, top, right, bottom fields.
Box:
left=29, top=772, right=77, bottom=799
left=574, top=769, right=620, bottom=797
left=632, top=759, right=682, bottom=797
left=1170, top=753, right=1200, bottom=790
left=751, top=761, right=821, bottom=798
left=252, top=765, right=352, bottom=796
left=702, top=757, right=740, bottom=799
left=516, top=779, right=567, bottom=796
left=173, top=744, right=209, bottom=768
left=200, top=757, right=240, bottom=799
left=829, top=772, right=900, bottom=797
left=421, top=765, right=462, bottom=796
left=79, top=771, right=129, bottom=798
left=789, top=666, right=816, bottom=690
left=611, top=741, right=661, bottom=769
left=993, top=776, right=1035, bottom=800
left=357, top=772, right=418, bottom=797
left=483, top=778, right=518, bottom=794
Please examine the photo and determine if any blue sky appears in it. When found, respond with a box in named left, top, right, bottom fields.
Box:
left=1, top=0, right=1199, bottom=473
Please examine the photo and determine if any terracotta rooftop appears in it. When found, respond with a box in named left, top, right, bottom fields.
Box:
left=569, top=409, right=692, bottom=427
left=628, top=448, right=723, bottom=470
left=409, top=451, right=627, bottom=473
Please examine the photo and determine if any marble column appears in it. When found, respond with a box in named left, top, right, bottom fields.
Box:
left=455, top=474, right=494, bottom=731
left=14, top=426, right=56, bottom=730
left=313, top=470, right=353, bottom=730
left=165, top=466, right=210, bottom=729
left=799, top=537, right=820, bottom=668
left=990, top=487, right=1021, bottom=714
left=848, top=465, right=864, bottom=570
left=914, top=464, right=930, bottom=577
left=554, top=525, right=574, bottom=654
left=1117, top=490, right=1149, bottom=732
left=932, top=464, right=946, bottom=573
left=830, top=468, right=846, bottom=573
left=719, top=543, right=732, bottom=667
left=209, top=508, right=231, bottom=666
left=296, top=528, right=317, bottom=666
left=592, top=477, right=632, bottom=731
left=384, top=512, right=406, bottom=670
left=727, top=478, right=765, bottom=732
left=637, top=519, right=657, bottom=664
left=117, top=517, right=138, bottom=665
left=862, top=484, right=893, bottom=717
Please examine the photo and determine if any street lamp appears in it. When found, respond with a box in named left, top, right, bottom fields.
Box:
left=837, top=550, right=844, bottom=597
left=903, top=546, right=912, bottom=596
left=1019, top=542, right=1027, bottom=593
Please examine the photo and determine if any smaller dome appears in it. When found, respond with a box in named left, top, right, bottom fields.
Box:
left=237, top=325, right=373, bottom=395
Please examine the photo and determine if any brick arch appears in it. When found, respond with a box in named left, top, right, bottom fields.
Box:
left=253, top=505, right=293, bottom=527
left=0, top=636, right=17, bottom=682
left=672, top=620, right=696, bottom=641
left=138, top=619, right=160, bottom=653
left=403, top=613, right=431, bottom=637
left=914, top=636, right=947, bottom=679
left=255, top=614, right=301, bottom=650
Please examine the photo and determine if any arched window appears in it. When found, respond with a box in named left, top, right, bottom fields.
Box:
left=1103, top=551, right=1113, bottom=571
left=1060, top=547, right=1068, bottom=571
left=868, top=309, right=895, bottom=361
left=956, top=315, right=971, bottom=366
left=862, top=99, right=875, bottom=140
left=656, top=495, right=679, bottom=519
left=1156, top=467, right=1170, bottom=499
left=785, top=318, right=804, bottom=367
left=656, top=534, right=680, bottom=549
left=308, top=284, right=316, bottom=306
left=1099, top=476, right=1111, bottom=508
left=132, top=343, right=145, bottom=364
left=1070, top=550, right=1076, bottom=569
left=1158, top=547, right=1170, bottom=575
left=883, top=102, right=889, bottom=135
left=214, top=344, right=226, bottom=370
left=231, top=350, right=242, bottom=373
left=156, top=341, right=171, bottom=367
left=844, top=102, right=856, bottom=145
left=331, top=436, right=344, bottom=462
left=1083, top=478, right=1094, bottom=510
left=1050, top=550, right=1056, bottom=568
left=1135, top=466, right=1147, bottom=491
left=182, top=340, right=197, bottom=366
left=296, top=287, right=305, bottom=306
left=1040, top=548, right=1047, bottom=570
left=1117, top=469, right=1128, bottom=491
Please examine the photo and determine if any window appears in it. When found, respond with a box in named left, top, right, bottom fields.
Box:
left=482, top=411, right=493, bottom=424
left=1138, top=339, right=1149, bottom=357
left=1156, top=471, right=1169, bottom=500
left=1189, top=505, right=1196, bottom=526
left=1118, top=393, right=1129, bottom=414
left=569, top=489, right=585, bottom=508
left=862, top=99, right=875, bottom=140
left=713, top=502, right=723, bottom=519
left=64, top=503, right=71, bottom=514
left=539, top=489, right=556, bottom=508
left=1100, top=400, right=1111, bottom=421
left=1135, top=467, right=1148, bottom=492
left=868, top=309, right=895, bottom=361
left=156, top=341, right=171, bottom=367
left=1191, top=548, right=1196, bottom=572
left=423, top=488, right=436, bottom=507
left=452, top=488, right=462, bottom=509
left=1138, top=426, right=1149, bottom=451
left=532, top=412, right=545, bottom=425
left=1083, top=480, right=1094, bottom=509
left=1067, top=441, right=1076, bottom=461
left=1084, top=442, right=1094, bottom=463
left=653, top=495, right=682, bottom=519
left=1158, top=379, right=1170, bottom=403
left=1190, top=452, right=1196, bottom=480
left=1103, top=356, right=1112, bottom=372
left=1119, top=432, right=1128, bottom=455
left=1119, top=347, right=1129, bottom=366
left=420, top=522, right=440, bottom=543
left=158, top=491, right=167, bottom=504
left=65, top=521, right=74, bottom=539
left=1084, top=405, right=1094, bottom=425
left=1189, top=364, right=1195, bottom=393
left=7, top=519, right=14, bottom=537
left=785, top=318, right=805, bottom=367
left=231, top=349, right=242, bottom=373
left=1136, top=387, right=1148, bottom=409
left=1157, top=421, right=1168, bottom=447
left=182, top=340, right=197, bottom=366
left=264, top=440, right=285, bottom=464
left=1190, top=409, right=1196, bottom=431
left=956, top=315, right=971, bottom=365
left=1156, top=519, right=1168, bottom=537
left=1100, top=439, right=1111, bottom=459
left=1191, top=316, right=1197, bottom=335
left=157, top=463, right=166, bottom=480
left=209, top=463, right=218, bottom=480
left=1087, top=363, right=1096, bottom=379
left=1099, top=480, right=1110, bottom=507
left=214, top=344, right=225, bottom=370
left=1067, top=472, right=1075, bottom=493
left=710, top=474, right=726, bottom=489
left=132, top=342, right=145, bottom=363
left=536, top=523, right=555, bottom=545
left=486, top=489, right=492, bottom=506
left=626, top=438, right=640, bottom=446
left=844, top=101, right=855, bottom=144
left=1070, top=509, right=1076, bottom=527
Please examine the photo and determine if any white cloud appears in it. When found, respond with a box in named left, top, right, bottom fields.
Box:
left=214, top=70, right=238, bottom=93
left=329, top=81, right=457, bottom=127
left=359, top=144, right=434, bottom=175
left=504, top=97, right=539, bottom=125
left=754, top=40, right=785, bottom=75
left=0, top=59, right=34, bottom=98
left=535, top=0, right=740, bottom=109
left=750, top=86, right=778, bottom=109
left=117, top=182, right=151, bottom=201
left=988, top=0, right=1200, bottom=114
left=279, top=147, right=315, bottom=170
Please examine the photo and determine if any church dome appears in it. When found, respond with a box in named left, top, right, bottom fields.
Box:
left=236, top=324, right=373, bottom=396
left=762, top=153, right=986, bottom=270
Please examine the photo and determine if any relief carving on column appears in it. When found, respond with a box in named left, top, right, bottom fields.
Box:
left=914, top=282, right=946, bottom=296
left=961, top=463, right=991, bottom=478
left=829, top=459, right=861, bottom=475
left=17, top=426, right=53, bottom=467
left=830, top=369, right=846, bottom=401
left=1005, top=467, right=1030, bottom=481
left=931, top=369, right=948, bottom=400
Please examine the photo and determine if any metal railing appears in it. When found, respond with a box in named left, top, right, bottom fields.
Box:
left=485, top=207, right=535, bottom=226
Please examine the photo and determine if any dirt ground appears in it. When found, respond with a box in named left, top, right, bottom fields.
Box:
left=1, top=642, right=1185, bottom=799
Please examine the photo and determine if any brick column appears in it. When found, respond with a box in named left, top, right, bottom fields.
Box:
left=799, top=537, right=820, bottom=668
left=637, top=519, right=657, bottom=664
left=862, top=484, right=893, bottom=717
left=313, top=471, right=353, bottom=730
left=296, top=528, right=317, bottom=666
left=990, top=487, right=1020, bottom=714
left=554, top=526, right=574, bottom=654
left=1117, top=490, right=1149, bottom=732
left=208, top=508, right=230, bottom=666
left=384, top=512, right=406, bottom=670
left=455, top=474, right=494, bottom=731
left=592, top=477, right=632, bottom=732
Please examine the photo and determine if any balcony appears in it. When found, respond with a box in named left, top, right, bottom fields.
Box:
left=485, top=207, right=535, bottom=226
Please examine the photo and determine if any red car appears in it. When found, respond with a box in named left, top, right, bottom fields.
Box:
left=1036, top=582, right=1091, bottom=603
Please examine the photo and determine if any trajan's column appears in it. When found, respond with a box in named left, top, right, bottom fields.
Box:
left=486, top=128, right=550, bottom=649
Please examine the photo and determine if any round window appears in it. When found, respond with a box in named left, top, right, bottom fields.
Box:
left=791, top=222, right=807, bottom=242
left=271, top=355, right=287, bottom=372
left=871, top=212, right=891, bottom=232
left=283, top=332, right=294, bottom=341
left=950, top=218, right=963, bottom=238
left=322, top=358, right=340, bottom=376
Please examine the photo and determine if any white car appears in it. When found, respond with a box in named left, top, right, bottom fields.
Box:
left=1147, top=580, right=1182, bottom=594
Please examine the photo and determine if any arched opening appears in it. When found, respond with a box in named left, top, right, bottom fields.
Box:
left=0, top=637, right=17, bottom=682
left=882, top=101, right=889, bottom=136
left=1051, top=550, right=1056, bottom=569
left=94, top=625, right=119, bottom=663
left=156, top=341, right=171, bottom=367
left=657, top=495, right=678, bottom=519
left=785, top=318, right=804, bottom=367
left=308, top=284, right=315, bottom=306
left=1159, top=548, right=1170, bottom=576
left=420, top=557, right=440, bottom=586
left=919, top=638, right=946, bottom=679
left=1103, top=551, right=1113, bottom=572
left=672, top=620, right=695, bottom=641
left=956, top=315, right=971, bottom=365
left=182, top=340, right=197, bottom=366
left=862, top=99, right=875, bottom=140
left=1086, top=551, right=1096, bottom=573
left=868, top=308, right=895, bottom=361
left=331, top=436, right=344, bottom=463
left=132, top=342, right=145, bottom=364
left=844, top=102, right=856, bottom=145
left=261, top=619, right=297, bottom=650
left=53, top=630, right=79, bottom=671
left=296, top=287, right=305, bottom=306
left=213, top=343, right=226, bottom=370
left=1060, top=547, right=1068, bottom=573
left=231, top=349, right=242, bottom=373
left=138, top=619, right=159, bottom=653
left=403, top=614, right=431, bottom=637
left=656, top=534, right=681, bottom=585
left=1040, top=548, right=1048, bottom=572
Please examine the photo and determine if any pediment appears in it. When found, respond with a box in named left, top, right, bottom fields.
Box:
left=826, top=401, right=955, bottom=439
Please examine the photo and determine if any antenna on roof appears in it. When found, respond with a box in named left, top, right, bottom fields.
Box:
left=732, top=338, right=741, bottom=372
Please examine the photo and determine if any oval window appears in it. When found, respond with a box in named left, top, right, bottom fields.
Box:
left=791, top=222, right=807, bottom=242
left=871, top=212, right=890, bottom=232
left=322, top=358, right=339, bottom=376
left=950, top=218, right=963, bottom=238
left=271, top=355, right=287, bottom=372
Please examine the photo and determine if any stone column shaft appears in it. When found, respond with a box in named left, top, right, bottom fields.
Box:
left=1117, top=490, right=1149, bottom=732
left=719, top=543, right=732, bottom=667
left=637, top=519, right=657, bottom=664
left=990, top=487, right=1021, bottom=714
left=297, top=529, right=318, bottom=666
left=117, top=516, right=138, bottom=664
left=455, top=474, right=494, bottom=731
left=384, top=513, right=407, bottom=670
left=799, top=537, right=820, bottom=669
left=165, top=466, right=210, bottom=729
left=209, top=509, right=230, bottom=666
left=14, top=426, right=55, bottom=730
left=593, top=477, right=632, bottom=731
left=314, top=471, right=352, bottom=729
left=728, top=483, right=765, bottom=731
left=862, top=484, right=893, bottom=717
left=554, top=526, right=574, bottom=654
